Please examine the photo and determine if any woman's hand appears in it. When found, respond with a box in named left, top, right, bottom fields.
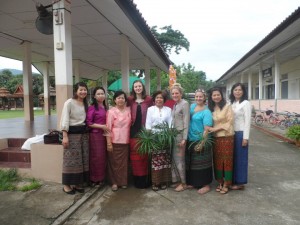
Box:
left=62, top=136, right=69, bottom=149
left=107, top=143, right=113, bottom=152
left=178, top=140, right=186, bottom=148
left=242, top=139, right=248, bottom=147
left=101, top=125, right=110, bottom=133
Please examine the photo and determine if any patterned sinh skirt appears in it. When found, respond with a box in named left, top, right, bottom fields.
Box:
left=151, top=150, right=172, bottom=185
left=89, top=132, right=106, bottom=183
left=213, top=136, right=234, bottom=186
left=62, top=133, right=89, bottom=185
left=186, top=141, right=213, bottom=187
left=107, top=143, right=129, bottom=186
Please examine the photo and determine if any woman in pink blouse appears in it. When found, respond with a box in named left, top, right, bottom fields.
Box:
left=106, top=90, right=131, bottom=191
left=86, top=87, right=109, bottom=187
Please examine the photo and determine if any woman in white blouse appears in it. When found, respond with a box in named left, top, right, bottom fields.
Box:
left=229, top=83, right=251, bottom=190
left=145, top=91, right=172, bottom=191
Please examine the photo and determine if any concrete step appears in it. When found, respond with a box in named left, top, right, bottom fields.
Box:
left=0, top=147, right=31, bottom=163
left=7, top=138, right=27, bottom=147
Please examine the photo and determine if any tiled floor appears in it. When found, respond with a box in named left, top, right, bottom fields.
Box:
left=0, top=115, right=57, bottom=138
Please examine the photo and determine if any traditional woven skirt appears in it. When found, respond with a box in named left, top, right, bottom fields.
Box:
left=89, top=132, right=106, bottom=183
left=130, top=138, right=150, bottom=188
left=62, top=133, right=89, bottom=185
left=107, top=143, right=129, bottom=186
left=233, top=131, right=248, bottom=185
left=213, top=136, right=234, bottom=186
left=151, top=150, right=172, bottom=185
left=186, top=142, right=213, bottom=187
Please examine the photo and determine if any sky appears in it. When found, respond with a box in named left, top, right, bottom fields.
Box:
left=134, top=0, right=300, bottom=80
left=0, top=0, right=299, bottom=80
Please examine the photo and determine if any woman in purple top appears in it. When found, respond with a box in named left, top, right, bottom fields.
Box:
left=86, top=87, right=109, bottom=186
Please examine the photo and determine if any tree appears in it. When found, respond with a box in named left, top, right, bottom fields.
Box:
left=151, top=25, right=190, bottom=55
left=0, top=69, right=13, bottom=87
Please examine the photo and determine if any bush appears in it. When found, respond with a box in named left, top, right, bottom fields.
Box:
left=286, top=125, right=300, bottom=141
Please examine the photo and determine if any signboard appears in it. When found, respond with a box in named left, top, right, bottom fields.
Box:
left=262, top=68, right=272, bottom=78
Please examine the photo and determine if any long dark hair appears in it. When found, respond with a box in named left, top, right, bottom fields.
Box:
left=73, top=82, right=88, bottom=112
left=130, top=80, right=146, bottom=100
left=229, top=82, right=248, bottom=104
left=91, top=87, right=107, bottom=110
left=208, top=87, right=226, bottom=112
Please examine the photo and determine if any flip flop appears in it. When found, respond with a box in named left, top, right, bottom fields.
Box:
left=174, top=184, right=187, bottom=192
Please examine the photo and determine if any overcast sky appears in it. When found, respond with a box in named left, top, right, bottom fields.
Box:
left=134, top=0, right=300, bottom=80
left=1, top=1, right=299, bottom=80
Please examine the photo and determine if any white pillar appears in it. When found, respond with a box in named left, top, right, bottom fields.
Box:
left=53, top=0, right=73, bottom=128
left=259, top=64, right=263, bottom=99
left=240, top=72, right=245, bottom=83
left=144, top=57, right=150, bottom=95
left=156, top=68, right=161, bottom=91
left=102, top=70, right=108, bottom=91
left=248, top=70, right=252, bottom=100
left=274, top=52, right=280, bottom=99
left=74, top=59, right=80, bottom=83
left=121, top=34, right=130, bottom=94
left=22, top=41, right=34, bottom=121
left=43, top=62, right=51, bottom=115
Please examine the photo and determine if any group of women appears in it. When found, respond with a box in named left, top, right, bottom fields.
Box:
left=59, top=80, right=251, bottom=195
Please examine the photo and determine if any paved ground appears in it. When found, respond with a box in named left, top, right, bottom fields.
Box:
left=0, top=126, right=299, bottom=225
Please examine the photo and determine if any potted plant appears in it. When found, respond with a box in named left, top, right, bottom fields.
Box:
left=136, top=122, right=181, bottom=155
left=286, top=125, right=300, bottom=147
left=188, top=131, right=214, bottom=153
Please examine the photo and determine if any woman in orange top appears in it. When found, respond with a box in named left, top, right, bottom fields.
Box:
left=208, top=87, right=234, bottom=194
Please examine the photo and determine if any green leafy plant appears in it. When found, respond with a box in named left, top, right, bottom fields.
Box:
left=286, top=125, right=300, bottom=141
left=136, top=122, right=181, bottom=155
left=188, top=132, right=214, bottom=152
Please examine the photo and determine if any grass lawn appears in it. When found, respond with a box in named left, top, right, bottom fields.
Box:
left=0, top=109, right=56, bottom=119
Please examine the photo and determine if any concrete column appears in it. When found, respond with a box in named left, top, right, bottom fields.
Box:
left=156, top=68, right=161, bottom=91
left=22, top=41, right=34, bottom=121
left=43, top=62, right=51, bottom=115
left=144, top=57, right=150, bottom=95
left=240, top=72, right=245, bottom=83
left=259, top=64, right=263, bottom=99
left=248, top=70, right=252, bottom=100
left=53, top=0, right=73, bottom=128
left=74, top=59, right=80, bottom=83
left=274, top=52, right=280, bottom=99
left=102, top=70, right=108, bottom=91
left=121, top=34, right=130, bottom=94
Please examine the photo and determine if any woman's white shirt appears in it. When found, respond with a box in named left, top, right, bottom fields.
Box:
left=231, top=100, right=251, bottom=139
left=145, top=106, right=172, bottom=132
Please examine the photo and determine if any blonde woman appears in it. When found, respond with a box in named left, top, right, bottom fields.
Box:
left=170, top=83, right=190, bottom=192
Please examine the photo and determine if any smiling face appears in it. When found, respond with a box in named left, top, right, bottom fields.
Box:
left=195, top=91, right=205, bottom=105
left=171, top=88, right=182, bottom=103
left=233, top=85, right=243, bottom=101
left=94, top=89, right=105, bottom=104
left=133, top=81, right=143, bottom=95
left=114, top=94, right=126, bottom=107
left=155, top=94, right=164, bottom=108
left=76, top=86, right=88, bottom=100
left=211, top=90, right=222, bottom=104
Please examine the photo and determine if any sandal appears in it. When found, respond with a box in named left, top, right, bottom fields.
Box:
left=174, top=183, right=187, bottom=192
left=230, top=185, right=245, bottom=190
left=220, top=186, right=229, bottom=194
left=197, top=185, right=210, bottom=195
left=160, top=184, right=167, bottom=190
left=216, top=184, right=223, bottom=192
left=111, top=184, right=118, bottom=192
left=152, top=185, right=159, bottom=191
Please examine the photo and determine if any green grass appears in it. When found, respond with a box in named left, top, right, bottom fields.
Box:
left=0, top=169, right=42, bottom=192
left=0, top=109, right=56, bottom=119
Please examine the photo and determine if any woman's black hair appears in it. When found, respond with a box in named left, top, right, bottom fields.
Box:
left=152, top=90, right=167, bottom=103
left=73, top=82, right=88, bottom=112
left=113, top=90, right=127, bottom=103
left=130, top=80, right=146, bottom=100
left=229, top=82, right=248, bottom=104
left=91, top=87, right=107, bottom=110
left=207, top=87, right=226, bottom=112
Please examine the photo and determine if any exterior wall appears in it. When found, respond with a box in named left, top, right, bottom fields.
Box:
left=250, top=99, right=300, bottom=113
